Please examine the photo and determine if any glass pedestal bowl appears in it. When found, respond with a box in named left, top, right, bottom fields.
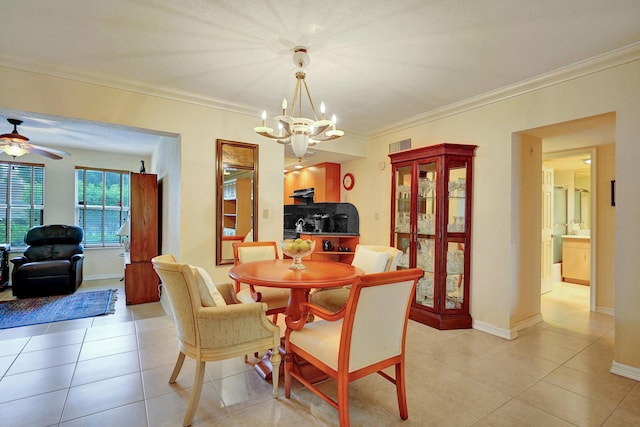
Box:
left=281, top=239, right=315, bottom=270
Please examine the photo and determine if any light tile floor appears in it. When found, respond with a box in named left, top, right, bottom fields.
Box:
left=0, top=279, right=638, bottom=426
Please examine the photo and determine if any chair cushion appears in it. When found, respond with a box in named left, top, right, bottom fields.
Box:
left=24, top=245, right=54, bottom=261
left=237, top=246, right=276, bottom=263
left=192, top=266, right=227, bottom=307
left=289, top=319, right=344, bottom=370
left=24, top=244, right=83, bottom=261
left=310, top=287, right=350, bottom=312
left=17, top=260, right=72, bottom=277
left=236, top=286, right=289, bottom=310
left=351, top=247, right=389, bottom=274
left=25, top=225, right=84, bottom=245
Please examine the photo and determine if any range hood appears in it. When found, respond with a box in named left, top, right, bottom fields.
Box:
left=289, top=188, right=315, bottom=200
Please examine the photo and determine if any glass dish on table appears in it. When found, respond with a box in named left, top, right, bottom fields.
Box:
left=281, top=239, right=316, bottom=270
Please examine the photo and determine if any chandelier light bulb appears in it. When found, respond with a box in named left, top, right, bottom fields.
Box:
left=326, top=114, right=344, bottom=138
left=253, top=110, right=274, bottom=134
left=291, top=134, right=308, bottom=161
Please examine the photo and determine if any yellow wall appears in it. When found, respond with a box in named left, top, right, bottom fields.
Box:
left=1, top=50, right=639, bottom=374
left=350, top=54, right=640, bottom=371
left=512, top=133, right=543, bottom=328
left=596, top=144, right=615, bottom=310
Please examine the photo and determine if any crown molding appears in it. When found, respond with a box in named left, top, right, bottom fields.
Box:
left=0, top=54, right=259, bottom=118
left=371, top=42, right=640, bottom=139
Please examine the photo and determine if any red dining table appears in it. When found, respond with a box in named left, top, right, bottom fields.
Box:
left=229, top=259, right=364, bottom=380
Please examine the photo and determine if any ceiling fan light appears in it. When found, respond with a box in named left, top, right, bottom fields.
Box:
left=1, top=118, right=30, bottom=143
left=3, top=144, right=28, bottom=157
left=1, top=118, right=69, bottom=160
left=0, top=132, right=29, bottom=143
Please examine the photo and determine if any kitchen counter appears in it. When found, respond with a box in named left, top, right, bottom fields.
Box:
left=283, top=229, right=359, bottom=239
left=299, top=231, right=359, bottom=236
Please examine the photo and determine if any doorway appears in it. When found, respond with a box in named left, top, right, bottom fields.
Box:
left=542, top=151, right=593, bottom=309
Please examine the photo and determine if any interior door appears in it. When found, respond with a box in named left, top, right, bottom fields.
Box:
left=541, top=167, right=554, bottom=294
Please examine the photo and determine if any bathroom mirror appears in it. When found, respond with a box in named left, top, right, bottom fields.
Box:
left=573, top=170, right=591, bottom=230
left=216, top=139, right=258, bottom=265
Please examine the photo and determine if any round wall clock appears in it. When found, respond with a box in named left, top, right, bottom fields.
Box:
left=342, top=173, right=355, bottom=190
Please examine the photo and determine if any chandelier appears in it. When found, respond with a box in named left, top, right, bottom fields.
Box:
left=254, top=46, right=344, bottom=161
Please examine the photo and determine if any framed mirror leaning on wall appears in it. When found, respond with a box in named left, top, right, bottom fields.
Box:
left=216, top=139, right=258, bottom=265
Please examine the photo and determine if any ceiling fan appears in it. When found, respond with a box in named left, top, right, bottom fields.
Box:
left=0, top=118, right=70, bottom=159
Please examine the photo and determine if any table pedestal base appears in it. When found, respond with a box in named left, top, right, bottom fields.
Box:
left=253, top=341, right=328, bottom=384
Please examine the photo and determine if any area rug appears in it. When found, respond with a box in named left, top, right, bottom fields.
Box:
left=0, top=289, right=117, bottom=329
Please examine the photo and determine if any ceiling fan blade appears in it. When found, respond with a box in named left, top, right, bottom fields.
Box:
left=25, top=144, right=69, bottom=160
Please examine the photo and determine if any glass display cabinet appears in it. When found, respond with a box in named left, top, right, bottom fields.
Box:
left=389, top=143, right=477, bottom=329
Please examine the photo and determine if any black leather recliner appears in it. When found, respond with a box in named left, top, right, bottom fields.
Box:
left=10, top=225, right=85, bottom=298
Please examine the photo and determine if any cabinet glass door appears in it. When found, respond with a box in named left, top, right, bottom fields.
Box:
left=394, top=164, right=412, bottom=268
left=415, top=161, right=437, bottom=308
left=447, top=160, right=468, bottom=233
left=417, top=162, right=437, bottom=235
left=445, top=241, right=465, bottom=309
left=416, top=236, right=435, bottom=307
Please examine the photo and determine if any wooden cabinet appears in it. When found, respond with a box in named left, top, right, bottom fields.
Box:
left=284, top=162, right=341, bottom=204
left=222, top=178, right=252, bottom=237
left=299, top=233, right=359, bottom=264
left=389, top=144, right=477, bottom=329
left=562, top=236, right=590, bottom=285
left=125, top=172, right=159, bottom=305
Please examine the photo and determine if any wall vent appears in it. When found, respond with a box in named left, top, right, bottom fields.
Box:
left=389, top=138, right=411, bottom=153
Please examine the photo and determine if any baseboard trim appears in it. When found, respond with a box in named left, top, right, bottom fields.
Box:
left=610, top=361, right=640, bottom=381
left=515, top=313, right=544, bottom=333
left=472, top=313, right=545, bottom=341
left=473, top=319, right=518, bottom=340
left=596, top=306, right=615, bottom=316
left=84, top=274, right=122, bottom=281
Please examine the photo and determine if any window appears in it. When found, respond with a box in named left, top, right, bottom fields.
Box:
left=76, top=167, right=129, bottom=247
left=0, top=162, right=45, bottom=248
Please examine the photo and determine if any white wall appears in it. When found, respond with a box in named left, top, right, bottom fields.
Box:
left=5, top=146, right=150, bottom=279
left=152, top=135, right=181, bottom=263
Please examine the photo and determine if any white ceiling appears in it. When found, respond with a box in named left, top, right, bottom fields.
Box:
left=1, top=0, right=638, bottom=163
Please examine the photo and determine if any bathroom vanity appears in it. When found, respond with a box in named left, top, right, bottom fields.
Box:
left=562, top=235, right=591, bottom=285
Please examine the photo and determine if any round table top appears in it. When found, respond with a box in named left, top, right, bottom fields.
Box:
left=229, top=259, right=363, bottom=289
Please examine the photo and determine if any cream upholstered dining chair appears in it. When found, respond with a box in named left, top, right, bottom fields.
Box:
left=285, top=268, right=424, bottom=427
left=151, top=254, right=281, bottom=427
left=232, top=241, right=290, bottom=322
left=309, top=244, right=402, bottom=312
